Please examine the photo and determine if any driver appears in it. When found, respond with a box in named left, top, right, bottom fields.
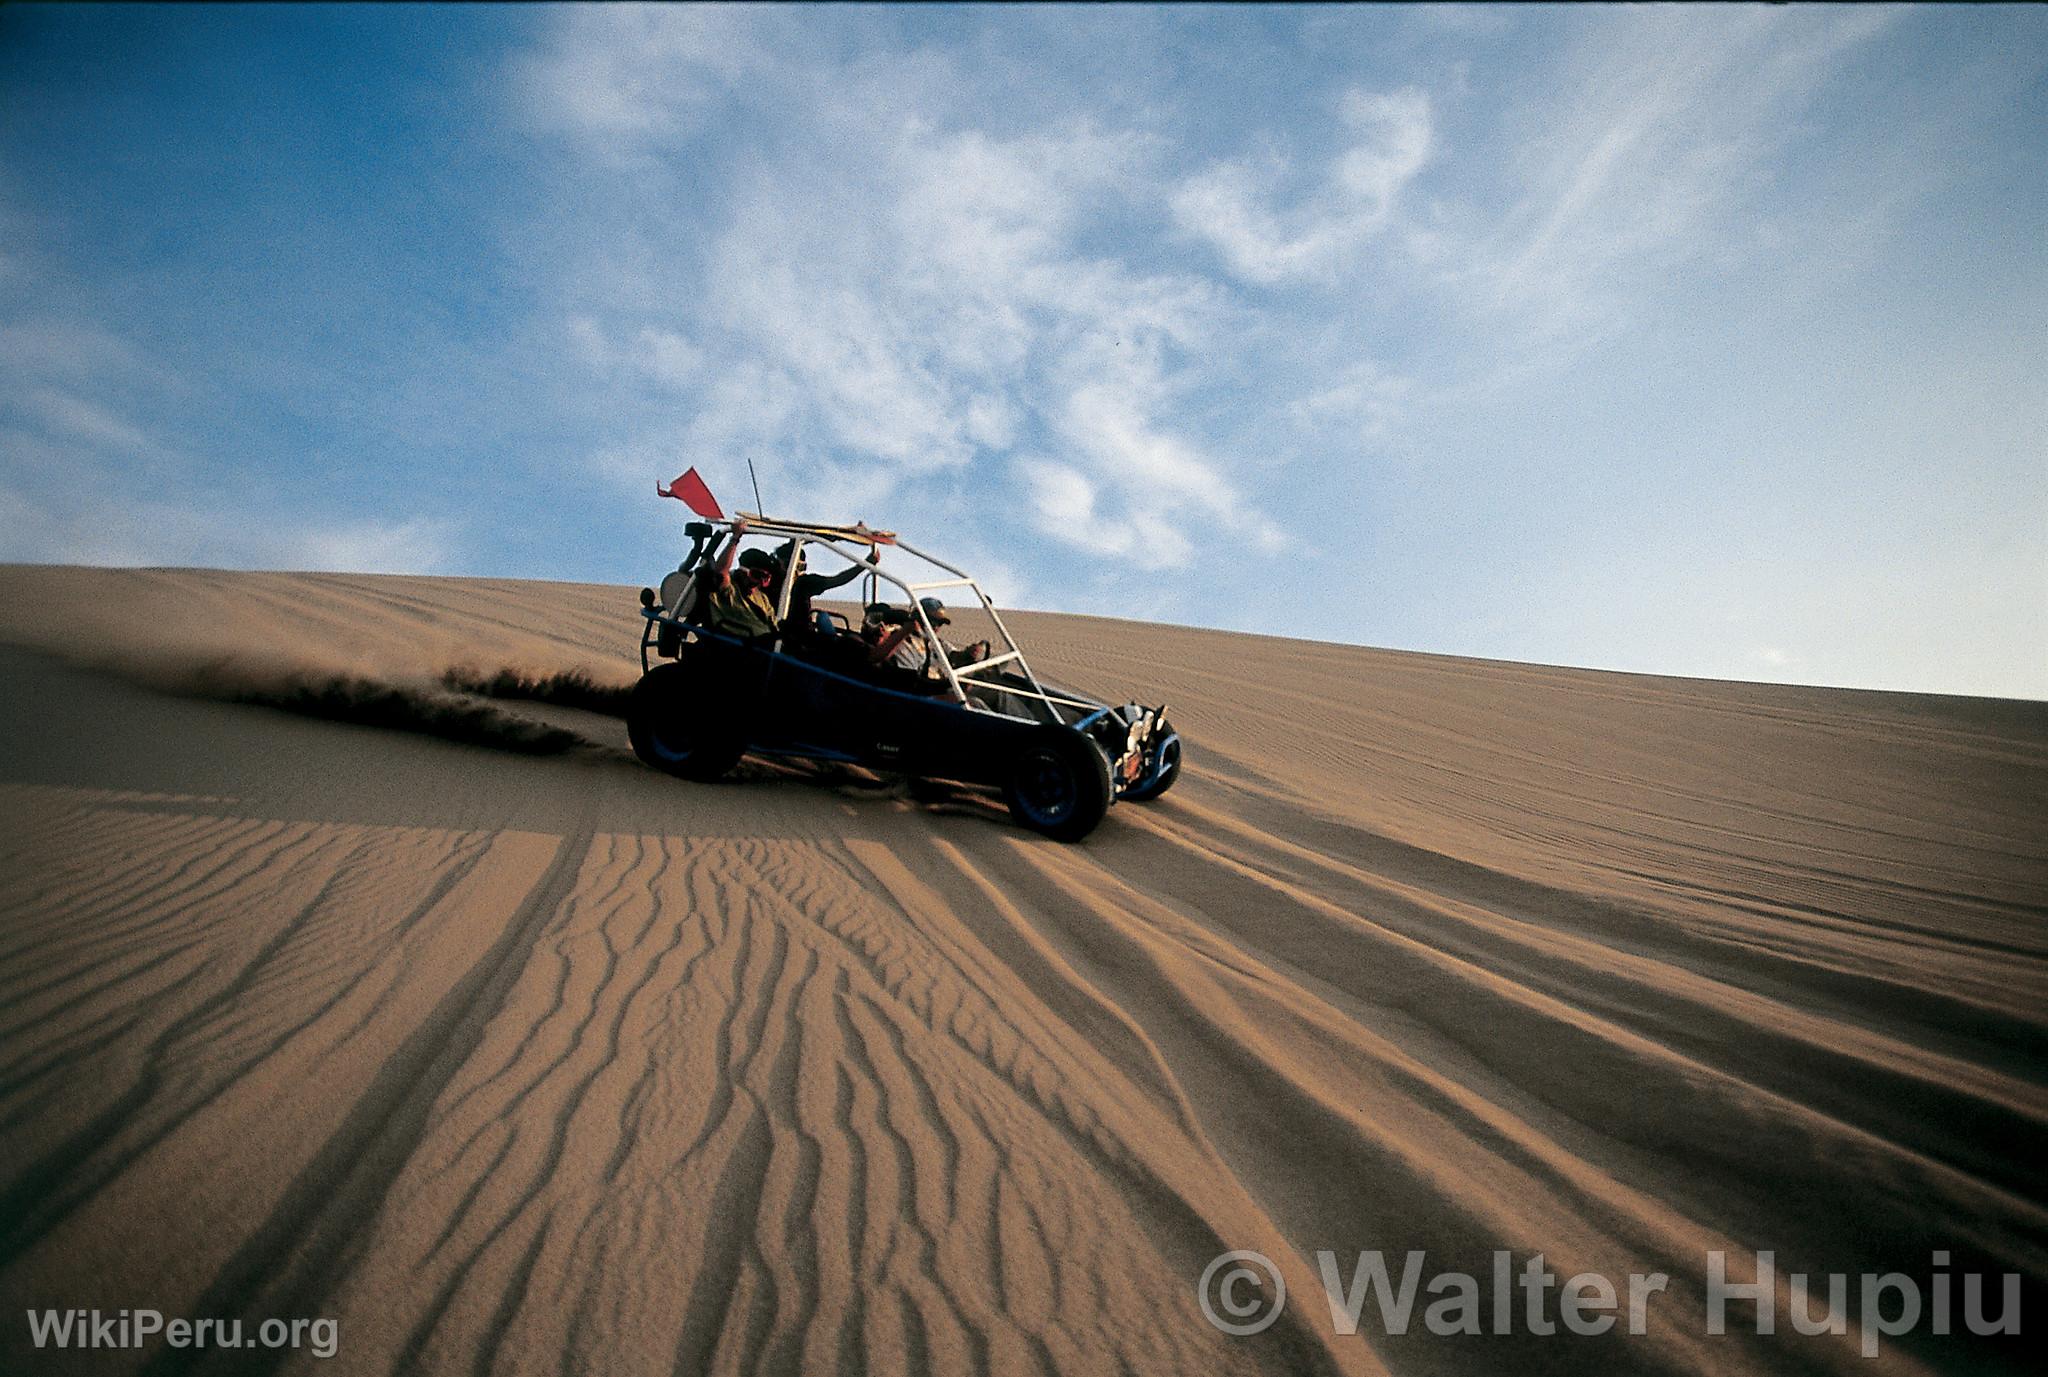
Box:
left=698, top=520, right=778, bottom=639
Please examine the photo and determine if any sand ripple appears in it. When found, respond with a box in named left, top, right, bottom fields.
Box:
left=0, top=568, right=2040, bottom=1375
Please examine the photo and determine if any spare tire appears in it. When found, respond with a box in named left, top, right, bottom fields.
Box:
left=1003, top=726, right=1113, bottom=842
left=626, top=661, right=747, bottom=782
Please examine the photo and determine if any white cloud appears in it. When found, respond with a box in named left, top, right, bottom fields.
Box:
left=635, top=327, right=703, bottom=389
left=1013, top=459, right=1193, bottom=571
left=702, top=232, right=974, bottom=473
left=565, top=317, right=703, bottom=392
left=963, top=394, right=1019, bottom=451
left=1171, top=86, right=1433, bottom=284
left=681, top=121, right=1278, bottom=559
left=1292, top=361, right=1414, bottom=445
left=18, top=388, right=152, bottom=455
left=1003, top=339, right=1286, bottom=570
left=511, top=3, right=790, bottom=148
left=564, top=316, right=610, bottom=369
left=1056, top=376, right=1282, bottom=546
left=1447, top=6, right=1907, bottom=353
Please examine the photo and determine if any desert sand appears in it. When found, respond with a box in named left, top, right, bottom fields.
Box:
left=0, top=564, right=2041, bottom=1376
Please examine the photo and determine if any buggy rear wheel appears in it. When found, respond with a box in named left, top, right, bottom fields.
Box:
left=627, top=662, right=747, bottom=782
left=1003, top=727, right=1112, bottom=842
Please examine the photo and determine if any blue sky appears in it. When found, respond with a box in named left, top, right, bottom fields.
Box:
left=2, top=4, right=2043, bottom=697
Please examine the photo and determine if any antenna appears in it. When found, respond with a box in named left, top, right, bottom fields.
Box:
left=746, top=458, right=765, bottom=516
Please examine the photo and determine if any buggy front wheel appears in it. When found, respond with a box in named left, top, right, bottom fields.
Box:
left=1003, top=728, right=1112, bottom=842
left=1122, top=732, right=1182, bottom=803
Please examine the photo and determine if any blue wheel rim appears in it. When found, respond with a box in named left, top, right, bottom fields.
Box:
left=647, top=717, right=698, bottom=765
left=1016, top=749, right=1077, bottom=824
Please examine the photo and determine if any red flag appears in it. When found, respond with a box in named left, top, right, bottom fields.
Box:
left=656, top=467, right=723, bottom=519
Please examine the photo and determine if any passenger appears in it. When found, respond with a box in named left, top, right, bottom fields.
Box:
left=918, top=598, right=993, bottom=667
left=868, top=605, right=929, bottom=673
left=860, top=602, right=892, bottom=646
left=697, top=519, right=779, bottom=640
left=771, top=539, right=878, bottom=633
left=859, top=604, right=950, bottom=696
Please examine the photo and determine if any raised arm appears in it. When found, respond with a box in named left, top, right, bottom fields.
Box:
left=812, top=558, right=869, bottom=593
left=705, top=519, right=747, bottom=589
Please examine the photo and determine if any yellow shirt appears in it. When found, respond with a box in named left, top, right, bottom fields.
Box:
left=707, top=581, right=777, bottom=638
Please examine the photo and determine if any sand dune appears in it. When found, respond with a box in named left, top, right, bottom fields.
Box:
left=0, top=564, right=2041, bottom=1376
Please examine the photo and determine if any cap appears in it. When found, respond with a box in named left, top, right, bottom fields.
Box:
left=918, top=597, right=950, bottom=625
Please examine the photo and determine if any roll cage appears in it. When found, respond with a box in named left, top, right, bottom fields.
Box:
left=639, top=513, right=1103, bottom=727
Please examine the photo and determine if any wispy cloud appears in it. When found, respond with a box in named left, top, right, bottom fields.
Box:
left=2, top=305, right=459, bottom=574
left=1171, top=86, right=1433, bottom=284
left=1440, top=6, right=1908, bottom=356
left=17, top=387, right=153, bottom=456
left=2, top=316, right=180, bottom=482
left=1, top=318, right=145, bottom=383
left=568, top=318, right=704, bottom=394
left=1291, top=361, right=1413, bottom=447
left=510, top=3, right=793, bottom=150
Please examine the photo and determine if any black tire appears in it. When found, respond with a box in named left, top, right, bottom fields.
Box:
left=1122, top=732, right=1183, bottom=803
left=626, top=662, right=747, bottom=782
left=1003, top=727, right=1113, bottom=842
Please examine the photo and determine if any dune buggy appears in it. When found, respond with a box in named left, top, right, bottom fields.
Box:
left=629, top=513, right=1181, bottom=841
